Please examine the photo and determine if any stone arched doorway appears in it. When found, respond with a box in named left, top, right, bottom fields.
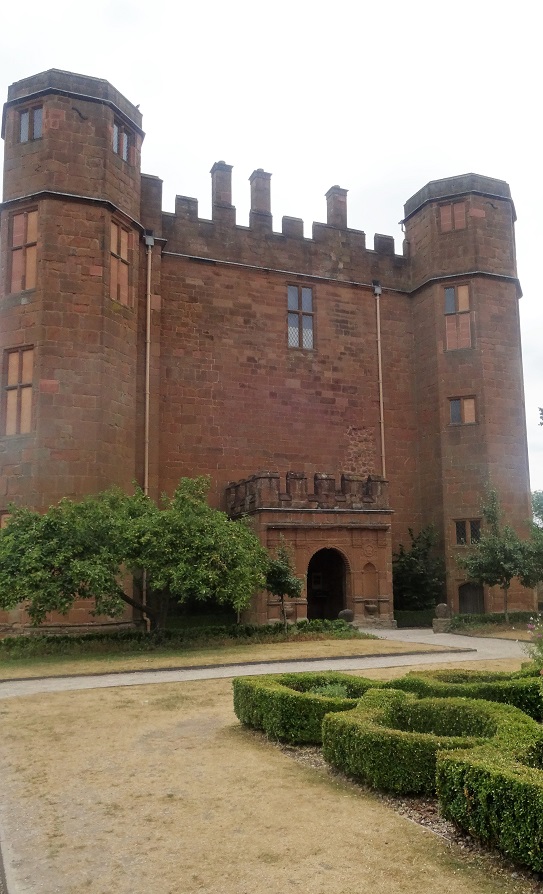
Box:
left=307, top=548, right=346, bottom=620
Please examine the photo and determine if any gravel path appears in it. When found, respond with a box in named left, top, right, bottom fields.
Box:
left=0, top=631, right=527, bottom=702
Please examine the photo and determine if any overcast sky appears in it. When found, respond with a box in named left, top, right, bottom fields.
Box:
left=1, top=0, right=541, bottom=489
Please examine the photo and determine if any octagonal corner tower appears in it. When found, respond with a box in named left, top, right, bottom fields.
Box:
left=0, top=69, right=144, bottom=512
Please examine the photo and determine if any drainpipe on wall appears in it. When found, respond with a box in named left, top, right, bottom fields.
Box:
left=142, top=231, right=155, bottom=633
left=144, top=232, right=155, bottom=496
left=373, top=280, right=386, bottom=479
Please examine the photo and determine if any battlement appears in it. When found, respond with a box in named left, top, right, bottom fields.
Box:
left=226, top=471, right=390, bottom=517
left=167, top=160, right=403, bottom=257
left=153, top=160, right=411, bottom=290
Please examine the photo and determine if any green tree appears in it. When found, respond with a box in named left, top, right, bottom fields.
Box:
left=392, top=526, right=445, bottom=611
left=133, top=478, right=268, bottom=625
left=458, top=489, right=532, bottom=623
left=532, top=491, right=543, bottom=528
left=265, top=537, right=302, bottom=631
left=0, top=479, right=267, bottom=630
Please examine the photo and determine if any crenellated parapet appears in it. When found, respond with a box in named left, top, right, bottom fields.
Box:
left=158, top=161, right=409, bottom=290
left=226, top=471, right=389, bottom=518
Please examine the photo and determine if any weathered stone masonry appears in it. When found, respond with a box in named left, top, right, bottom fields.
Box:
left=0, top=69, right=534, bottom=628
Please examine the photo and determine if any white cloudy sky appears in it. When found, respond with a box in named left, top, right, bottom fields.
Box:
left=1, top=0, right=541, bottom=487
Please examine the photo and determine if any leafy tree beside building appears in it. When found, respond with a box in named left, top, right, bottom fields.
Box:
left=0, top=478, right=268, bottom=630
left=392, top=526, right=445, bottom=611
left=458, top=489, right=535, bottom=623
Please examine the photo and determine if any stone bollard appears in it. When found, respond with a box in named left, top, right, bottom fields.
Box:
left=432, top=602, right=452, bottom=633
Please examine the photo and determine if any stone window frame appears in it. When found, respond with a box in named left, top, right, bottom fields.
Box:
left=109, top=219, right=132, bottom=307
left=2, top=346, right=34, bottom=437
left=449, top=395, right=476, bottom=426
left=287, top=284, right=314, bottom=350
left=439, top=201, right=466, bottom=233
left=19, top=105, right=43, bottom=143
left=9, top=208, right=38, bottom=295
left=444, top=283, right=471, bottom=350
left=454, top=518, right=481, bottom=546
left=112, top=120, right=133, bottom=164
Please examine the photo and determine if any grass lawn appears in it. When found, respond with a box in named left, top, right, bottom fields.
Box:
left=0, top=657, right=535, bottom=894
left=0, top=637, right=456, bottom=680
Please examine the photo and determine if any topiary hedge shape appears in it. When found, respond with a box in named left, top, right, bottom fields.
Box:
left=232, top=672, right=380, bottom=744
left=233, top=667, right=543, bottom=872
left=437, top=708, right=543, bottom=872
left=322, top=689, right=508, bottom=795
left=383, top=668, right=543, bottom=720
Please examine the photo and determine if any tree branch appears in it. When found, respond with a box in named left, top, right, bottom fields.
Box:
left=119, top=590, right=158, bottom=623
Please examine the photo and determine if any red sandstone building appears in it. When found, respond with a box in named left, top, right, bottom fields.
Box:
left=0, top=69, right=535, bottom=629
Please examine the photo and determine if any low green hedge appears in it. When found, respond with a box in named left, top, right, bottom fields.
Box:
left=437, top=703, right=543, bottom=872
left=322, top=691, right=505, bottom=795
left=232, top=672, right=379, bottom=744
left=384, top=670, right=543, bottom=720
left=232, top=667, right=543, bottom=746
left=400, top=666, right=541, bottom=683
left=0, top=618, right=365, bottom=658
left=233, top=665, right=543, bottom=872
left=448, top=611, right=534, bottom=631
left=393, top=609, right=434, bottom=628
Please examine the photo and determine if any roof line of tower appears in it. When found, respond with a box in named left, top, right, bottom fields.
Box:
left=1, top=87, right=144, bottom=140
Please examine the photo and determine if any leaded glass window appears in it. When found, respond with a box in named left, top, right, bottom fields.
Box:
left=287, top=285, right=314, bottom=349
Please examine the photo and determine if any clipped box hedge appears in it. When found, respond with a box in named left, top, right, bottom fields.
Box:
left=322, top=690, right=509, bottom=795
left=437, top=702, right=543, bottom=872
left=384, top=669, right=543, bottom=720
left=232, top=672, right=379, bottom=744
left=233, top=665, right=543, bottom=872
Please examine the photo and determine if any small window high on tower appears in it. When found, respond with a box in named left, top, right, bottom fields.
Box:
left=113, top=121, right=132, bottom=163
left=19, top=106, right=42, bottom=143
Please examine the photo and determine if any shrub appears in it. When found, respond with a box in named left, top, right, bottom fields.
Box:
left=322, top=692, right=502, bottom=795
left=448, top=611, right=534, bottom=631
left=0, top=618, right=369, bottom=660
left=232, top=664, right=543, bottom=872
left=383, top=670, right=543, bottom=720
left=437, top=704, right=543, bottom=872
left=232, top=672, right=379, bottom=744
left=392, top=526, right=445, bottom=611
left=394, top=609, right=434, bottom=628
left=524, top=613, right=543, bottom=667
left=308, top=682, right=351, bottom=698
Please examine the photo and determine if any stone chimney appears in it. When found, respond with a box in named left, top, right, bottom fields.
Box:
left=249, top=168, right=272, bottom=230
left=210, top=160, right=235, bottom=224
left=326, top=185, right=348, bottom=229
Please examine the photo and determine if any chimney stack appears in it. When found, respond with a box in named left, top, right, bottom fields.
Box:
left=249, top=168, right=272, bottom=230
left=326, top=185, right=348, bottom=229
left=210, top=161, right=235, bottom=224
